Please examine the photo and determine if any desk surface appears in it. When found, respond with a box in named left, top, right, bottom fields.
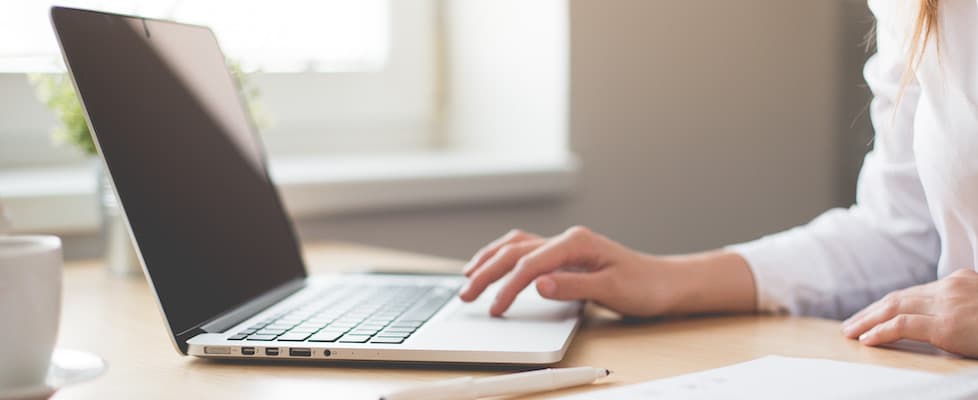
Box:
left=55, top=242, right=977, bottom=399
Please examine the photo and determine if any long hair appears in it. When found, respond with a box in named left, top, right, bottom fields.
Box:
left=902, top=0, right=940, bottom=89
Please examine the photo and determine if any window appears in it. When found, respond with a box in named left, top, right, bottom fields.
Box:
left=0, top=0, right=575, bottom=234
left=0, top=0, right=436, bottom=167
left=0, top=0, right=389, bottom=73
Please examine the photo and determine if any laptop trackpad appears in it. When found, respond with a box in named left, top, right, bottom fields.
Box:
left=448, top=283, right=580, bottom=322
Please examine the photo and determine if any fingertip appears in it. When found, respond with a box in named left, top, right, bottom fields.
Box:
left=457, top=282, right=475, bottom=302
left=841, top=324, right=858, bottom=339
left=841, top=318, right=875, bottom=340
left=858, top=328, right=883, bottom=346
left=462, top=261, right=479, bottom=277
left=535, top=276, right=557, bottom=298
left=458, top=290, right=478, bottom=303
left=489, top=298, right=508, bottom=317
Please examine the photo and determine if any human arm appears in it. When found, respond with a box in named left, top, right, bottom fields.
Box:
left=723, top=0, right=938, bottom=319
left=458, top=227, right=757, bottom=317
left=461, top=0, right=939, bottom=322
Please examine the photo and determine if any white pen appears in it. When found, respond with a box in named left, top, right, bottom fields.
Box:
left=379, top=366, right=611, bottom=400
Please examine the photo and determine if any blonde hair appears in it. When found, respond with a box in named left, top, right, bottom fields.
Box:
left=902, top=0, right=940, bottom=88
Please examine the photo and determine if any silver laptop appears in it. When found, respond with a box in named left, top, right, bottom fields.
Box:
left=51, top=6, right=581, bottom=365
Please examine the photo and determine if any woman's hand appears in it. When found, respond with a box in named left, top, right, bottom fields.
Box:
left=841, top=269, right=978, bottom=358
left=457, top=226, right=758, bottom=317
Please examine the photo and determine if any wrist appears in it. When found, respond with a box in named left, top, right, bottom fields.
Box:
left=656, top=250, right=758, bottom=315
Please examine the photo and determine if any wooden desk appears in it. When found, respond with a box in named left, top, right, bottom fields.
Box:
left=55, top=242, right=977, bottom=399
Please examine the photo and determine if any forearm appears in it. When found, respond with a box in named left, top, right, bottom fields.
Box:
left=656, top=250, right=758, bottom=315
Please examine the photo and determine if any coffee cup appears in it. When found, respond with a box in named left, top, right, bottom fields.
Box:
left=0, top=235, right=62, bottom=390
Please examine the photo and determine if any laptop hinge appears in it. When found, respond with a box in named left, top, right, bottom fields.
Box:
left=192, top=278, right=306, bottom=335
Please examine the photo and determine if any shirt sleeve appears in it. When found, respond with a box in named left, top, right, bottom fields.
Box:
left=726, top=0, right=940, bottom=319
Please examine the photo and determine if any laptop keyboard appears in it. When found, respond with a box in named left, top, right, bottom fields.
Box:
left=227, top=280, right=460, bottom=345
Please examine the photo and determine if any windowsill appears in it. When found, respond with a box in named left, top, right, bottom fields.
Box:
left=0, top=151, right=579, bottom=234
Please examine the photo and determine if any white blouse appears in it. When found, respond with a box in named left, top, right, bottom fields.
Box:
left=729, top=0, right=978, bottom=319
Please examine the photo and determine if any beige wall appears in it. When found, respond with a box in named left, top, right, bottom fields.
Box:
left=284, top=0, right=875, bottom=261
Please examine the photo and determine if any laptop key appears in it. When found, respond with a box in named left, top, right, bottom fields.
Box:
left=277, top=332, right=312, bottom=341
left=338, top=334, right=372, bottom=343
left=381, top=327, right=414, bottom=334
left=375, top=332, right=410, bottom=339
left=246, top=334, right=278, bottom=341
left=228, top=334, right=248, bottom=340
left=308, top=331, right=344, bottom=342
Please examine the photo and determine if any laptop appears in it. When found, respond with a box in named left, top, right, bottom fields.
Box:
left=50, top=6, right=581, bottom=364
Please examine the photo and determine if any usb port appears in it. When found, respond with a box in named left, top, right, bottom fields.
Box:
left=265, top=347, right=279, bottom=356
left=241, top=347, right=255, bottom=356
left=204, top=346, right=230, bottom=355
left=289, top=348, right=312, bottom=357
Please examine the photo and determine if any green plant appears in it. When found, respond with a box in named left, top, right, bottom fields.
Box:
left=28, top=59, right=269, bottom=157
left=28, top=73, right=94, bottom=155
left=227, top=60, right=271, bottom=132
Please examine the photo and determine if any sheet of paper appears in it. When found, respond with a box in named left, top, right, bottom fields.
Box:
left=556, top=355, right=943, bottom=400
left=867, top=367, right=978, bottom=400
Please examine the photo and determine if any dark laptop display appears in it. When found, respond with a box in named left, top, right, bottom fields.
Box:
left=51, top=8, right=306, bottom=341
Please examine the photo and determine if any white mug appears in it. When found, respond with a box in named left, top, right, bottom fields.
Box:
left=0, top=235, right=62, bottom=390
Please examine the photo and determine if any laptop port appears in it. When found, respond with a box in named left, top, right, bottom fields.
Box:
left=323, top=349, right=332, bottom=357
left=265, top=347, right=279, bottom=356
left=289, top=348, right=312, bottom=357
left=204, top=346, right=230, bottom=355
left=241, top=347, right=255, bottom=356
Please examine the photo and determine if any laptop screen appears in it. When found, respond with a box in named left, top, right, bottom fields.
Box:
left=52, top=8, right=307, bottom=337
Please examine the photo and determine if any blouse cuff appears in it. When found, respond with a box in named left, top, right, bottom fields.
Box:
left=726, top=236, right=800, bottom=315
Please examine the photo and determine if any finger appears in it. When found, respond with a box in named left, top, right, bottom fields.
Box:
left=463, top=229, right=541, bottom=277
left=842, top=300, right=879, bottom=328
left=842, top=296, right=934, bottom=339
left=463, top=230, right=540, bottom=277
left=458, top=238, right=546, bottom=302
left=842, top=284, right=933, bottom=328
left=535, top=270, right=610, bottom=301
left=858, top=314, right=935, bottom=346
left=841, top=284, right=934, bottom=335
left=490, top=227, right=601, bottom=316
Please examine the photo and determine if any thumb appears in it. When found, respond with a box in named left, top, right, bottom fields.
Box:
left=535, top=271, right=605, bottom=301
